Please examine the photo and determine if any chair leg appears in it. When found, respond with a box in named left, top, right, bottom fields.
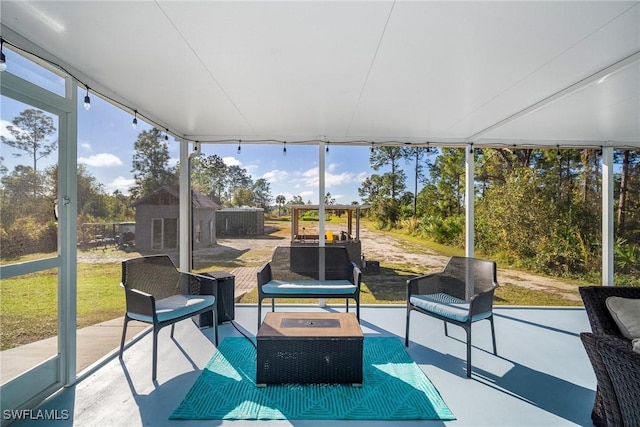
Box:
left=271, top=298, right=275, bottom=312
left=405, top=310, right=410, bottom=347
left=489, top=316, right=497, bottom=355
left=345, top=299, right=349, bottom=313
left=356, top=300, right=360, bottom=322
left=212, top=308, right=218, bottom=346
left=119, top=316, right=130, bottom=359
left=170, top=323, right=175, bottom=338
left=152, top=327, right=159, bottom=381
left=444, top=322, right=449, bottom=337
left=465, top=326, right=472, bottom=378
left=257, top=297, right=262, bottom=329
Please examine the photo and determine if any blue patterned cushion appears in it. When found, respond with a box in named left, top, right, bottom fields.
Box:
left=262, top=279, right=356, bottom=295
left=410, top=293, right=491, bottom=323
left=128, top=294, right=215, bottom=323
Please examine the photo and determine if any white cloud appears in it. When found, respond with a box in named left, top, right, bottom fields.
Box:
left=244, top=163, right=259, bottom=176
left=78, top=153, right=123, bottom=167
left=299, top=190, right=314, bottom=198
left=105, top=176, right=136, bottom=194
left=262, top=169, right=290, bottom=183
left=168, top=157, right=179, bottom=168
left=79, top=140, right=92, bottom=151
left=222, top=156, right=241, bottom=166
left=298, top=167, right=367, bottom=188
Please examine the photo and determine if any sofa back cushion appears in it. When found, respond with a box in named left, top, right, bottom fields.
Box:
left=606, top=296, right=640, bottom=340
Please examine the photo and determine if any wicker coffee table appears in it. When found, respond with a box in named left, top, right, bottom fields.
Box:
left=256, top=312, right=363, bottom=387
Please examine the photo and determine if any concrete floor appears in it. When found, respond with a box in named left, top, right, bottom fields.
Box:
left=1, top=266, right=259, bottom=385
left=10, top=304, right=596, bottom=427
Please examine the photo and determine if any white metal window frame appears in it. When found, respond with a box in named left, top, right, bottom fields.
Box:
left=0, top=51, right=78, bottom=420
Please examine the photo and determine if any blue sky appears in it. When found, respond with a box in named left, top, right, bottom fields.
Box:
left=0, top=46, right=416, bottom=205
left=75, top=93, right=378, bottom=204
left=2, top=83, right=386, bottom=205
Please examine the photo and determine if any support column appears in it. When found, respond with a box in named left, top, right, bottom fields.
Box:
left=602, top=146, right=614, bottom=286
left=319, top=141, right=326, bottom=306
left=465, top=144, right=475, bottom=258
left=179, top=139, right=191, bottom=271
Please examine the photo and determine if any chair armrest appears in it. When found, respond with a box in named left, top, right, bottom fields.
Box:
left=122, top=284, right=155, bottom=318
left=469, top=286, right=496, bottom=315
left=350, top=262, right=362, bottom=289
left=407, top=272, right=444, bottom=297
left=257, top=262, right=273, bottom=287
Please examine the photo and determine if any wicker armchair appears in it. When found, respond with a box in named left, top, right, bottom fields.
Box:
left=119, top=255, right=218, bottom=380
left=579, top=286, right=640, bottom=427
left=405, top=256, right=498, bottom=378
left=596, top=334, right=640, bottom=427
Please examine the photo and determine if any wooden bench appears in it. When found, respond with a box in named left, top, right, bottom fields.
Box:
left=256, top=246, right=361, bottom=327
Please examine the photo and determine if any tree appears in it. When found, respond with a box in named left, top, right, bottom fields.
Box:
left=0, top=165, right=50, bottom=227
left=424, top=148, right=465, bottom=216
left=0, top=156, right=8, bottom=176
left=107, top=190, right=134, bottom=221
left=224, top=165, right=252, bottom=205
left=47, top=164, right=109, bottom=218
left=191, top=154, right=227, bottom=204
left=130, top=128, right=177, bottom=199
left=324, top=192, right=336, bottom=205
left=232, top=187, right=254, bottom=207
left=1, top=109, right=57, bottom=173
left=290, top=195, right=304, bottom=205
left=275, top=194, right=286, bottom=216
left=402, top=147, right=431, bottom=218
left=252, top=178, right=272, bottom=210
left=370, top=147, right=406, bottom=201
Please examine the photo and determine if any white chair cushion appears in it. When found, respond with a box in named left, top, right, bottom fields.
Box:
left=410, top=293, right=492, bottom=323
left=128, top=294, right=214, bottom=323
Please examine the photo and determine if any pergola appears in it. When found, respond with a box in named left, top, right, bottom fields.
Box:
left=1, top=0, right=639, bottom=416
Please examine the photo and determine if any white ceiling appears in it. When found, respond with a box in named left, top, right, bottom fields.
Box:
left=1, top=1, right=639, bottom=148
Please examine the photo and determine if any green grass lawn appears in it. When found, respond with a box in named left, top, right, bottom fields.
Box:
left=1, top=221, right=585, bottom=351
left=1, top=262, right=124, bottom=351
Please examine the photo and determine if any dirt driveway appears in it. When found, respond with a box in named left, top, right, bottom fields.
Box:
left=203, top=222, right=584, bottom=303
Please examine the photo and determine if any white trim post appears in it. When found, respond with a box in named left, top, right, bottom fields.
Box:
left=318, top=141, right=326, bottom=307
left=179, top=139, right=191, bottom=271
left=465, top=144, right=475, bottom=258
left=602, top=146, right=614, bottom=286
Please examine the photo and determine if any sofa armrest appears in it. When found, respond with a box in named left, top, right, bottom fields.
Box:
left=596, top=334, right=640, bottom=426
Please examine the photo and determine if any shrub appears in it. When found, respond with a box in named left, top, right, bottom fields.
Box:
left=0, top=217, right=57, bottom=259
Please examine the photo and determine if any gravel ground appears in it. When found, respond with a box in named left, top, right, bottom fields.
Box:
left=79, top=221, right=584, bottom=302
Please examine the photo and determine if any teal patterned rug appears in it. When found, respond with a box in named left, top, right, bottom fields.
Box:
left=170, top=336, right=455, bottom=421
